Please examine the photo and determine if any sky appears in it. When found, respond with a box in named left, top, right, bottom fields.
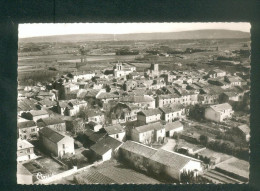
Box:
left=19, top=22, right=251, bottom=38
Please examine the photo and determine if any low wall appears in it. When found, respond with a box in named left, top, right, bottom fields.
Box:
left=34, top=166, right=78, bottom=184
left=34, top=160, right=104, bottom=184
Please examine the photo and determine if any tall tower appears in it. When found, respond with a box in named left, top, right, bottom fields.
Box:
left=116, top=61, right=122, bottom=71
left=151, top=63, right=158, bottom=71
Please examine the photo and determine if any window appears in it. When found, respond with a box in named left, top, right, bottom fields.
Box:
left=31, top=128, right=35, bottom=132
left=27, top=148, right=31, bottom=153
left=116, top=134, right=119, bottom=138
left=63, top=144, right=65, bottom=149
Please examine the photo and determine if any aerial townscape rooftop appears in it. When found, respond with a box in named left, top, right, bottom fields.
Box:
left=17, top=23, right=250, bottom=185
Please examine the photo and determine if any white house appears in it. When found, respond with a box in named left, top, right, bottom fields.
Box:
left=131, top=122, right=165, bottom=144
left=208, top=69, right=226, bottom=78
left=205, top=103, right=234, bottom=122
left=159, top=106, right=184, bottom=123
left=39, top=127, right=75, bottom=158
left=164, top=120, right=184, bottom=137
left=17, top=139, right=37, bottom=162
left=72, top=71, right=95, bottom=82
left=149, top=149, right=203, bottom=181
left=121, top=95, right=156, bottom=109
left=104, top=124, right=126, bottom=142
left=90, top=144, right=112, bottom=161
left=90, top=136, right=123, bottom=161
left=137, top=108, right=162, bottom=124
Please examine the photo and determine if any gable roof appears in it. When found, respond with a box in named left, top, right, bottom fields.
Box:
left=90, top=143, right=111, bottom=156
left=150, top=149, right=193, bottom=171
left=120, top=95, right=154, bottom=103
left=18, top=99, right=38, bottom=111
left=39, top=127, right=65, bottom=143
left=158, top=93, right=180, bottom=99
left=227, top=76, right=241, bottom=83
left=18, top=120, right=36, bottom=129
left=138, top=108, right=162, bottom=117
left=96, top=92, right=119, bottom=100
left=104, top=124, right=125, bottom=135
left=238, top=124, right=250, bottom=135
left=120, top=141, right=157, bottom=158
left=88, top=132, right=107, bottom=143
left=87, top=109, right=104, bottom=117
left=38, top=99, right=57, bottom=107
left=223, top=91, right=240, bottom=97
left=37, top=117, right=64, bottom=126
left=135, top=122, right=164, bottom=133
left=159, top=106, right=182, bottom=114
left=58, top=101, right=69, bottom=108
left=77, top=89, right=88, bottom=99
left=210, top=103, right=232, bottom=112
left=29, top=110, right=49, bottom=116
left=17, top=139, right=34, bottom=151
left=165, top=121, right=183, bottom=131
left=85, top=89, right=101, bottom=97
left=97, top=136, right=123, bottom=150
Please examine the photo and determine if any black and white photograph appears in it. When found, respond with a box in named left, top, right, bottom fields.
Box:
left=17, top=23, right=250, bottom=184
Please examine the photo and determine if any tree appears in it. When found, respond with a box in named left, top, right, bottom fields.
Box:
left=199, top=135, right=208, bottom=146
left=71, top=118, right=85, bottom=136
left=180, top=170, right=195, bottom=183
left=76, top=106, right=89, bottom=120
left=189, top=104, right=205, bottom=121
left=105, top=85, right=111, bottom=92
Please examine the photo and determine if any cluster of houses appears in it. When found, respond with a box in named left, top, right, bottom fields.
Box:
left=17, top=61, right=250, bottom=183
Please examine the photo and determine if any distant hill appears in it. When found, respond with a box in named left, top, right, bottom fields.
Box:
left=20, top=29, right=250, bottom=43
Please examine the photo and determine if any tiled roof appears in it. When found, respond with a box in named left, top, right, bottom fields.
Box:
left=138, top=108, right=162, bottom=117
left=17, top=139, right=34, bottom=151
left=87, top=109, right=103, bottom=117
left=30, top=110, right=49, bottom=116
left=39, top=127, right=65, bottom=143
left=135, top=122, right=164, bottom=133
left=124, top=95, right=155, bottom=103
left=227, top=76, right=241, bottom=83
left=104, top=124, right=125, bottom=135
left=158, top=94, right=180, bottom=99
left=77, top=89, right=88, bottom=99
left=159, top=106, right=181, bottom=114
left=238, top=124, right=250, bottom=135
left=165, top=121, right=183, bottom=131
left=69, top=99, right=87, bottom=106
left=224, top=92, right=240, bottom=97
left=150, top=149, right=191, bottom=171
left=97, top=136, right=122, bottom=150
left=38, top=99, right=57, bottom=107
left=120, top=141, right=157, bottom=158
left=97, top=92, right=119, bottom=99
left=85, top=89, right=100, bottom=97
left=90, top=143, right=111, bottom=155
left=88, top=132, right=107, bottom=143
left=18, top=120, right=36, bottom=129
left=210, top=103, right=232, bottom=112
left=37, top=91, right=53, bottom=96
left=18, top=99, right=38, bottom=111
left=58, top=101, right=69, bottom=108
left=37, top=117, right=64, bottom=126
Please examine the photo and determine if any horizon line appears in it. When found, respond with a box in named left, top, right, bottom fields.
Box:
left=19, top=28, right=250, bottom=39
